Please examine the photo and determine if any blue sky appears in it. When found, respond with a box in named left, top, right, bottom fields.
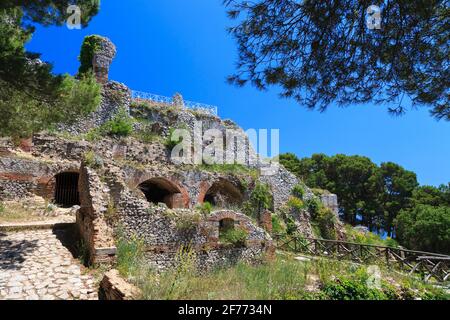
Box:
left=26, top=0, right=449, bottom=186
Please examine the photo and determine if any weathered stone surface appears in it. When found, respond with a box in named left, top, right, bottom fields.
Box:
left=57, top=81, right=132, bottom=135
left=99, top=270, right=140, bottom=300
left=0, top=35, right=344, bottom=280
left=0, top=229, right=98, bottom=300
left=92, top=37, right=117, bottom=84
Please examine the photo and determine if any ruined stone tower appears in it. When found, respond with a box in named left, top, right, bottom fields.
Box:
left=92, top=37, right=117, bottom=84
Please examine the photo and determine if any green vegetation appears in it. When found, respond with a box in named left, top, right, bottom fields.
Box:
left=0, top=71, right=101, bottom=139
left=305, top=198, right=321, bottom=217
left=116, top=236, right=448, bottom=300
left=277, top=185, right=338, bottom=240
left=0, top=4, right=100, bottom=139
left=313, top=207, right=337, bottom=240
left=280, top=153, right=450, bottom=254
left=0, top=201, right=53, bottom=223
left=164, top=210, right=202, bottom=233
left=344, top=225, right=399, bottom=248
left=83, top=150, right=103, bottom=169
left=287, top=196, right=305, bottom=211
left=78, top=35, right=103, bottom=75
left=291, top=184, right=305, bottom=199
left=116, top=233, right=146, bottom=277
left=102, top=107, right=134, bottom=137
left=271, top=214, right=287, bottom=235
left=196, top=202, right=213, bottom=216
left=224, top=1, right=449, bottom=120
left=396, top=205, right=450, bottom=254
left=219, top=226, right=248, bottom=247
left=243, top=182, right=273, bottom=220
left=165, top=127, right=184, bottom=150
left=132, top=130, right=161, bottom=144
left=82, top=107, right=135, bottom=141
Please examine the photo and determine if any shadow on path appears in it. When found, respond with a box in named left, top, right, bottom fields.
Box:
left=52, top=224, right=81, bottom=261
left=0, top=231, right=39, bottom=271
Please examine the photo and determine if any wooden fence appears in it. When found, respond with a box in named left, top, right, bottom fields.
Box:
left=273, top=235, right=450, bottom=282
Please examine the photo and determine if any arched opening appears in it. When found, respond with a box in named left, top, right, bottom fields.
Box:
left=54, top=172, right=80, bottom=208
left=203, top=179, right=243, bottom=208
left=219, top=218, right=235, bottom=234
left=138, top=178, right=182, bottom=209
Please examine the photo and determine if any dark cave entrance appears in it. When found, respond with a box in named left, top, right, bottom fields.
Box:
left=138, top=178, right=182, bottom=209
left=203, top=179, right=243, bottom=208
left=54, top=172, right=80, bottom=208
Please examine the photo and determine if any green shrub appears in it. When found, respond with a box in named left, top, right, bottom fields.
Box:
left=286, top=216, right=298, bottom=235
left=311, top=188, right=331, bottom=196
left=314, top=207, right=337, bottom=240
left=103, top=107, right=133, bottom=137
left=175, top=212, right=201, bottom=233
left=420, top=289, right=450, bottom=300
left=321, top=278, right=387, bottom=300
left=292, top=184, right=305, bottom=200
left=163, top=209, right=202, bottom=233
left=104, top=199, right=119, bottom=226
left=132, top=130, right=161, bottom=144
left=83, top=150, right=103, bottom=169
left=243, top=182, right=273, bottom=220
left=0, top=72, right=101, bottom=139
left=165, top=127, right=184, bottom=150
left=345, top=225, right=399, bottom=247
left=305, top=198, right=321, bottom=218
left=381, top=282, right=402, bottom=300
left=78, top=35, right=103, bottom=75
left=85, top=128, right=102, bottom=142
left=220, top=226, right=248, bottom=247
left=76, top=239, right=90, bottom=266
left=384, top=237, right=399, bottom=248
left=0, top=202, right=4, bottom=214
left=197, top=202, right=213, bottom=216
left=58, top=72, right=101, bottom=119
left=287, top=196, right=305, bottom=210
left=116, top=234, right=146, bottom=277
left=271, top=214, right=287, bottom=235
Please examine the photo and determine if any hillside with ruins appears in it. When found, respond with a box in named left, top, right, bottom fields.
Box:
left=0, top=35, right=448, bottom=301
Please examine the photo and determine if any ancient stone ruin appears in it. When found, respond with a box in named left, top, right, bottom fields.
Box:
left=0, top=36, right=341, bottom=273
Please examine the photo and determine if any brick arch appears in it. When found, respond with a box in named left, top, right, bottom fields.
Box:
left=135, top=176, right=190, bottom=209
left=36, top=168, right=80, bottom=202
left=198, top=178, right=244, bottom=208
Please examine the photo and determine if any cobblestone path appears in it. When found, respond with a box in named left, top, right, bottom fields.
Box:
left=0, top=228, right=98, bottom=300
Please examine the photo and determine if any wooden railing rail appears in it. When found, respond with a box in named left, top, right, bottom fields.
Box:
left=273, top=234, right=450, bottom=283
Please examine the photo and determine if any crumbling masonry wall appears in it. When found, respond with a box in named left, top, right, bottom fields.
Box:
left=76, top=165, right=116, bottom=264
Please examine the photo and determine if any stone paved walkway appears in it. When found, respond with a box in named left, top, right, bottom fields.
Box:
left=0, top=228, right=98, bottom=300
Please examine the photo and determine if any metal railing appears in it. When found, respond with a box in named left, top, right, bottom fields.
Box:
left=131, top=90, right=218, bottom=116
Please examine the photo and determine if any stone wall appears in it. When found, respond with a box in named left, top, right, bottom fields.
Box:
left=116, top=183, right=273, bottom=271
left=320, top=193, right=339, bottom=216
left=76, top=165, right=116, bottom=264
left=92, top=37, right=117, bottom=84
left=130, top=103, right=259, bottom=168
left=0, top=156, right=80, bottom=201
left=99, top=270, right=141, bottom=300
left=58, top=81, right=132, bottom=136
